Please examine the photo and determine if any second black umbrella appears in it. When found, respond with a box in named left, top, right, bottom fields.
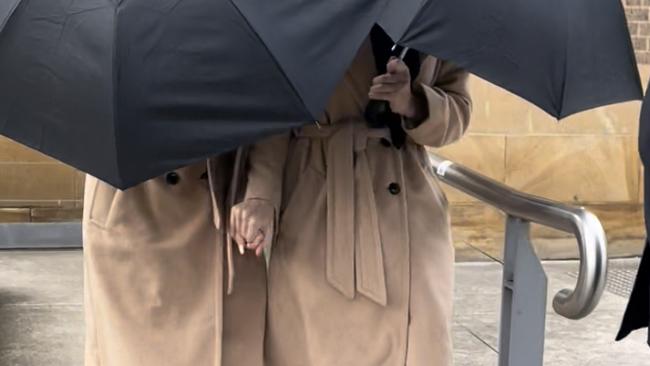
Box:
left=378, top=0, right=643, bottom=119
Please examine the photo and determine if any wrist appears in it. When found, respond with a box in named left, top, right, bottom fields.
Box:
left=402, top=96, right=418, bottom=119
left=402, top=92, right=427, bottom=128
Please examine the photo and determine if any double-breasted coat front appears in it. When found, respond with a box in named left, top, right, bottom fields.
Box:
left=83, top=153, right=266, bottom=366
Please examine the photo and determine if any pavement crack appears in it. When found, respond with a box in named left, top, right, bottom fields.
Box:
left=461, top=324, right=499, bottom=354
left=463, top=240, right=504, bottom=264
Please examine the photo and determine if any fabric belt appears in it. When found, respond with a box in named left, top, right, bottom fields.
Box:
left=206, top=152, right=243, bottom=295
left=296, top=120, right=389, bottom=306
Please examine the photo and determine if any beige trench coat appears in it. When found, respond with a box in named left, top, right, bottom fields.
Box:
left=246, top=39, right=472, bottom=366
left=82, top=153, right=266, bottom=366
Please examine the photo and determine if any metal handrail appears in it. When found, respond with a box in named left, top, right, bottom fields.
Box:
left=429, top=153, right=608, bottom=320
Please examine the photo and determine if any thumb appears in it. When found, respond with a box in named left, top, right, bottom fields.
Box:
left=387, top=58, right=407, bottom=75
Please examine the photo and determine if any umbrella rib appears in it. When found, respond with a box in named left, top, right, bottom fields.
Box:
left=228, top=0, right=314, bottom=120
left=401, top=0, right=430, bottom=40
left=385, top=0, right=430, bottom=44
left=111, top=5, right=125, bottom=188
left=0, top=0, right=21, bottom=32
left=558, top=1, right=569, bottom=119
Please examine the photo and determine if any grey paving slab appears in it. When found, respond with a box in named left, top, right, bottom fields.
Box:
left=453, top=326, right=498, bottom=366
left=0, top=250, right=648, bottom=366
left=0, top=306, right=83, bottom=366
left=0, top=250, right=82, bottom=306
left=454, top=261, right=650, bottom=365
left=541, top=260, right=648, bottom=365
left=0, top=250, right=84, bottom=366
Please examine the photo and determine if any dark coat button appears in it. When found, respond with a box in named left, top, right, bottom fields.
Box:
left=388, top=183, right=401, bottom=195
left=165, top=172, right=180, bottom=185
left=380, top=138, right=392, bottom=148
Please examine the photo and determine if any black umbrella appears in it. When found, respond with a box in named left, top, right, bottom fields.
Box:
left=0, top=0, right=386, bottom=189
left=0, top=0, right=643, bottom=189
left=378, top=0, right=643, bottom=119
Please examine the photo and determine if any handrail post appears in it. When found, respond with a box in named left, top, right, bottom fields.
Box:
left=428, top=153, right=608, bottom=365
left=499, top=216, right=547, bottom=366
left=428, top=153, right=606, bottom=319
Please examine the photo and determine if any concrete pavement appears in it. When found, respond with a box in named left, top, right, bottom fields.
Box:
left=0, top=249, right=648, bottom=365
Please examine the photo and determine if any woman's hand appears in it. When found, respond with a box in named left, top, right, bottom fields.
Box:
left=368, top=57, right=426, bottom=122
left=229, top=199, right=275, bottom=257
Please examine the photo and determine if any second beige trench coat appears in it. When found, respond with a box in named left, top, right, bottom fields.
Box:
left=83, top=153, right=266, bottom=366
left=245, top=39, right=472, bottom=365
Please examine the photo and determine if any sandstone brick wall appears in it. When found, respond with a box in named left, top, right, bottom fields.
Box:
left=436, top=66, right=649, bottom=252
left=625, top=0, right=650, bottom=64
left=0, top=136, right=83, bottom=222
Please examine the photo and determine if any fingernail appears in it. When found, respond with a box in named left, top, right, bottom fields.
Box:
left=238, top=244, right=245, bottom=255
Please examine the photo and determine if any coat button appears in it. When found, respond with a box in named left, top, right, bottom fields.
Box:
left=165, top=172, right=180, bottom=185
left=380, top=138, right=392, bottom=148
left=388, top=183, right=401, bottom=195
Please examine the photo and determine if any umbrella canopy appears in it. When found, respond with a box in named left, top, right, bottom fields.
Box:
left=0, top=0, right=643, bottom=189
left=0, top=0, right=382, bottom=188
left=378, top=0, right=643, bottom=118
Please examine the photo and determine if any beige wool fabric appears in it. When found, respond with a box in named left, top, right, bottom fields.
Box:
left=83, top=154, right=267, bottom=366
left=244, top=39, right=472, bottom=366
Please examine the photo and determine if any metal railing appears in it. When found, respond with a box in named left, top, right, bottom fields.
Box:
left=429, top=153, right=608, bottom=366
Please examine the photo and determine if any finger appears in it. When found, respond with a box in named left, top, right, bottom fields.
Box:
left=254, top=232, right=269, bottom=257
left=240, top=210, right=250, bottom=240
left=369, top=83, right=403, bottom=95
left=387, top=58, right=409, bottom=75
left=244, top=218, right=261, bottom=243
left=247, top=231, right=265, bottom=249
left=255, top=245, right=265, bottom=257
left=231, top=208, right=244, bottom=251
left=237, top=217, right=248, bottom=255
left=367, top=91, right=395, bottom=101
left=229, top=225, right=245, bottom=255
left=372, top=73, right=409, bottom=85
left=229, top=207, right=239, bottom=238
left=233, top=232, right=246, bottom=255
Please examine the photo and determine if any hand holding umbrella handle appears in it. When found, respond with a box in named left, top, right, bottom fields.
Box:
left=365, top=46, right=410, bottom=128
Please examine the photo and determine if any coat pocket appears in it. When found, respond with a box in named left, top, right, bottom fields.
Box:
left=87, top=179, right=118, bottom=229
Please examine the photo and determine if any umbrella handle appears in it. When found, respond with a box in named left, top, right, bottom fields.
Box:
left=392, top=45, right=410, bottom=60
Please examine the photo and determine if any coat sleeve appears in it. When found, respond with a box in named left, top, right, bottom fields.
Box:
left=242, top=133, right=289, bottom=212
left=403, top=60, right=472, bottom=148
